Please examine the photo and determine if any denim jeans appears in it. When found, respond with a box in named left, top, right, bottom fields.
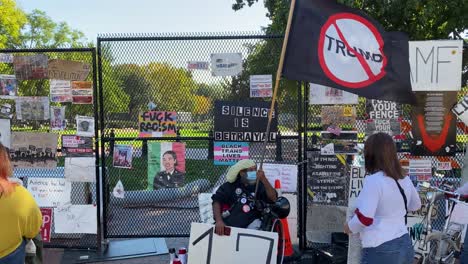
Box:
left=461, top=229, right=468, bottom=264
left=0, top=240, right=26, bottom=264
left=361, top=234, right=414, bottom=264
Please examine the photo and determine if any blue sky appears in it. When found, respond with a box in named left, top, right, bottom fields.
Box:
left=17, top=0, right=271, bottom=42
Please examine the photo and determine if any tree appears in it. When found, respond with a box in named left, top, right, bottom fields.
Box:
left=0, top=0, right=27, bottom=48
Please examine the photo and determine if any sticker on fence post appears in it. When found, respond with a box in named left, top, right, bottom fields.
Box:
left=40, top=208, right=53, bottom=243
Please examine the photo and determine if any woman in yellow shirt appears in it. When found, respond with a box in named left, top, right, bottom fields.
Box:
left=0, top=143, right=42, bottom=263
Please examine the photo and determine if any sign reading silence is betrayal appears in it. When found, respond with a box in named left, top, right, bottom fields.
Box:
left=139, top=111, right=177, bottom=137
left=214, top=101, right=278, bottom=142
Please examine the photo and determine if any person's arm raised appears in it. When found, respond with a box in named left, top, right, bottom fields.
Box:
left=257, top=170, right=278, bottom=202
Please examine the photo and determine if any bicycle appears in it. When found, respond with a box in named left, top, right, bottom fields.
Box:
left=414, top=184, right=468, bottom=264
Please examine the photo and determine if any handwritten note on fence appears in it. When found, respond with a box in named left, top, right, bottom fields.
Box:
left=27, top=178, right=71, bottom=207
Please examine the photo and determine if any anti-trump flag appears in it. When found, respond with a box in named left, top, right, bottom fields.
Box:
left=282, top=0, right=416, bottom=105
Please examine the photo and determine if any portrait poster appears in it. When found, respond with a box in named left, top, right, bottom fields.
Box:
left=309, top=83, right=358, bottom=105
left=148, top=142, right=186, bottom=190
left=0, top=119, right=11, bottom=148
left=0, top=75, right=17, bottom=98
left=250, top=75, right=272, bottom=98
left=138, top=111, right=177, bottom=137
left=15, top=97, right=50, bottom=120
left=10, top=132, right=57, bottom=168
left=76, top=115, right=95, bottom=137
left=213, top=142, right=249, bottom=166
left=71, top=81, right=93, bottom=104
left=48, top=59, right=90, bottom=81
left=50, top=106, right=66, bottom=131
left=365, top=99, right=401, bottom=136
left=0, top=103, right=13, bottom=119
left=210, top=53, right=243, bottom=76
left=321, top=106, right=356, bottom=130
left=113, top=144, right=133, bottom=169
left=13, top=54, right=48, bottom=80
left=61, top=135, right=93, bottom=157
left=50, top=80, right=73, bottom=103
left=307, top=152, right=348, bottom=205
left=411, top=92, right=457, bottom=156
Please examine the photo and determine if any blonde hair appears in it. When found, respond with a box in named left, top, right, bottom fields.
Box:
left=0, top=143, right=17, bottom=196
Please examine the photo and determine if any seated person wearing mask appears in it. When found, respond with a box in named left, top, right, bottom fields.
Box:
left=211, top=159, right=277, bottom=236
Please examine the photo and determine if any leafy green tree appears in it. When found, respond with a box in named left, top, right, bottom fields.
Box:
left=0, top=0, right=27, bottom=48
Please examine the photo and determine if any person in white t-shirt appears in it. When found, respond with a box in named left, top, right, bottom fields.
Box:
left=344, top=132, right=421, bottom=264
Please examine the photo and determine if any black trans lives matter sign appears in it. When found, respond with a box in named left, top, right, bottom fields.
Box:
left=214, top=101, right=278, bottom=142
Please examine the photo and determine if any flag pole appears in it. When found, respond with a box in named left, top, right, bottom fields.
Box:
left=256, top=0, right=297, bottom=197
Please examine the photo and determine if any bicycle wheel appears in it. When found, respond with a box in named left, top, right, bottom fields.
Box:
left=423, top=234, right=458, bottom=264
left=271, top=219, right=285, bottom=264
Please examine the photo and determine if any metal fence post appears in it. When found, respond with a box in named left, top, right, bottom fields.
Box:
left=275, top=131, right=283, bottom=161
left=208, top=130, right=214, bottom=160
left=109, top=129, right=115, bottom=157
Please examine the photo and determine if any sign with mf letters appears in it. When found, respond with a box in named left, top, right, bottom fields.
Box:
left=409, top=40, right=463, bottom=91
left=189, top=222, right=278, bottom=264
left=214, top=101, right=277, bottom=142
left=27, top=178, right=71, bottom=207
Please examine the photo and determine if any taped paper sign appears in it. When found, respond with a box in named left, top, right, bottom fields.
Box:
left=27, top=178, right=71, bottom=207
left=189, top=222, right=278, bottom=264
left=13, top=54, right=48, bottom=80
left=64, top=157, right=96, bottom=182
left=309, top=83, right=358, bottom=105
left=71, top=81, right=93, bottom=104
left=263, top=163, right=298, bottom=193
left=54, top=204, right=97, bottom=234
left=10, top=132, right=57, bottom=168
left=139, top=111, right=177, bottom=137
left=210, top=53, right=243, bottom=76
left=0, top=103, right=13, bottom=119
left=187, top=61, right=209, bottom=70
left=48, top=59, right=90, bottom=81
left=50, top=80, right=72, bottom=102
left=62, top=135, right=93, bottom=157
left=0, top=74, right=17, bottom=98
left=409, top=159, right=432, bottom=181
left=214, top=142, right=249, bottom=165
left=113, top=144, right=133, bottom=169
left=40, top=208, right=53, bottom=243
left=50, top=106, right=66, bottom=131
left=113, top=180, right=125, bottom=199
left=76, top=115, right=94, bottom=137
left=250, top=75, right=272, bottom=98
left=15, top=97, right=50, bottom=120
left=409, top=40, right=463, bottom=91
left=0, top=53, right=13, bottom=63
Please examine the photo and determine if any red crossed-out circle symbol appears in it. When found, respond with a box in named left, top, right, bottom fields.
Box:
left=318, top=13, right=387, bottom=88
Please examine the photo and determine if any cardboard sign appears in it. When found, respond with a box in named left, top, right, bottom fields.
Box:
left=411, top=92, right=457, bottom=156
left=138, top=111, right=177, bottom=137
left=210, top=53, right=243, bottom=76
left=0, top=119, right=11, bottom=148
left=307, top=152, right=348, bottom=204
left=15, top=97, right=50, bottom=120
left=50, top=80, right=72, bottom=102
left=76, top=115, right=95, bottom=137
left=409, top=40, right=463, bottom=91
left=54, top=204, right=97, bottom=234
left=64, top=157, right=96, bottom=182
left=309, top=83, right=358, bottom=105
left=40, top=208, right=53, bottom=243
left=213, top=142, right=249, bottom=165
left=0, top=74, right=17, bottom=98
left=189, top=223, right=278, bottom=264
left=263, top=163, right=298, bottom=193
left=48, top=59, right=90, bottom=81
left=61, top=135, right=93, bottom=157
left=71, top=81, right=93, bottom=104
left=214, top=101, right=277, bottom=142
left=250, top=75, right=272, bottom=98
left=321, top=106, right=356, bottom=129
left=10, top=132, right=57, bottom=168
left=13, top=54, right=48, bottom=80
left=27, top=178, right=71, bottom=207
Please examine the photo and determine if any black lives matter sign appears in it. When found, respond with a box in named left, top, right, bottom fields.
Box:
left=214, top=101, right=277, bottom=142
left=365, top=99, right=401, bottom=136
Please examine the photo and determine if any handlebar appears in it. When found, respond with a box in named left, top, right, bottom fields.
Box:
left=420, top=184, right=468, bottom=203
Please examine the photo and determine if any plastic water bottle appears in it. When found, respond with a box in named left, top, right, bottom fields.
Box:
left=178, top=248, right=187, bottom=264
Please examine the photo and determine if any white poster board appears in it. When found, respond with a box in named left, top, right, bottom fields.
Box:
left=54, top=204, right=97, bottom=234
left=263, top=163, right=298, bottom=193
left=189, top=222, right=278, bottom=264
left=346, top=166, right=365, bottom=264
left=27, top=178, right=71, bottom=207
left=64, top=157, right=96, bottom=182
left=309, top=83, right=359, bottom=105
left=210, top=53, right=243, bottom=76
left=409, top=40, right=463, bottom=91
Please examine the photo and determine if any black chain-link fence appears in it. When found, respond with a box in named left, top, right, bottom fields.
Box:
left=0, top=48, right=99, bottom=249
left=96, top=33, right=304, bottom=240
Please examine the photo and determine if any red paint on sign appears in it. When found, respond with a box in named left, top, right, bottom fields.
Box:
left=40, top=208, right=53, bottom=243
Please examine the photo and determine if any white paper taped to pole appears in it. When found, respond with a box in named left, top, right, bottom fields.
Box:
left=54, top=204, right=97, bottom=234
left=189, top=222, right=278, bottom=264
left=64, top=157, right=96, bottom=182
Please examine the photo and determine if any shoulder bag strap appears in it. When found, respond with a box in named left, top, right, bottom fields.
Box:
left=393, top=178, right=408, bottom=225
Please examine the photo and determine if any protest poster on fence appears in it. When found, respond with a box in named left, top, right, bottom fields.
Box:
left=139, top=111, right=177, bottom=137
left=307, top=152, right=348, bottom=205
left=54, top=204, right=97, bottom=234
left=50, top=106, right=66, bottom=131
left=250, top=75, right=272, bottom=98
left=411, top=92, right=457, bottom=156
left=187, top=61, right=209, bottom=70
left=50, top=80, right=72, bottom=102
left=0, top=119, right=11, bottom=148
left=113, top=145, right=133, bottom=169
left=76, top=115, right=95, bottom=137
left=320, top=131, right=358, bottom=155
left=62, top=135, right=93, bottom=157
left=0, top=103, right=13, bottom=119
left=27, top=178, right=71, bottom=207
left=0, top=53, right=13, bottom=63
left=309, top=83, right=358, bottom=105
left=71, top=81, right=93, bottom=104
left=210, top=53, right=243, bottom=76
left=64, top=157, right=96, bottom=182
left=263, top=163, right=298, bottom=193
left=0, top=74, right=17, bottom=98
left=40, top=208, right=53, bottom=243
left=365, top=99, right=401, bottom=136
left=213, top=142, right=249, bottom=165
left=13, top=54, right=48, bottom=80
left=10, top=132, right=57, bottom=168
left=48, top=59, right=91, bottom=81
left=214, top=101, right=277, bottom=142
left=409, top=40, right=463, bottom=91
left=409, top=159, right=432, bottom=181
left=148, top=142, right=186, bottom=190
left=321, top=106, right=356, bottom=130
left=15, top=97, right=50, bottom=120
